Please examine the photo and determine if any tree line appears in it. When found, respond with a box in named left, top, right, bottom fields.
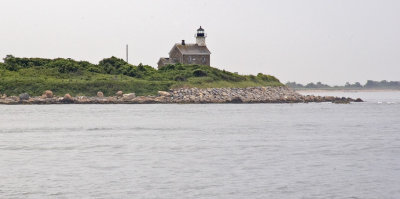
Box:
left=286, top=80, right=400, bottom=89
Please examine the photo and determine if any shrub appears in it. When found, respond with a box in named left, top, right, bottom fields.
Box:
left=46, top=59, right=79, bottom=73
left=193, top=69, right=207, bottom=77
left=257, top=73, right=280, bottom=82
left=174, top=75, right=186, bottom=81
left=249, top=75, right=257, bottom=81
left=99, top=56, right=127, bottom=70
left=5, top=64, right=19, bottom=71
left=3, top=55, right=53, bottom=69
left=88, top=66, right=102, bottom=73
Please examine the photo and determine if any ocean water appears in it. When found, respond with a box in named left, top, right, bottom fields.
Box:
left=0, top=91, right=400, bottom=199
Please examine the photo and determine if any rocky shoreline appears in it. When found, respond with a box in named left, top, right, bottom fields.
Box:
left=0, top=87, right=363, bottom=105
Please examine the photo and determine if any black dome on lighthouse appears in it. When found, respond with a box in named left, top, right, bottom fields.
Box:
left=196, top=26, right=205, bottom=37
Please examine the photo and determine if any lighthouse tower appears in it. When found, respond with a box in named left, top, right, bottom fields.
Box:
left=195, top=26, right=207, bottom=46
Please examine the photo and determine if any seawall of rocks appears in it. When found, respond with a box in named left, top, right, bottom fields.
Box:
left=0, top=87, right=363, bottom=105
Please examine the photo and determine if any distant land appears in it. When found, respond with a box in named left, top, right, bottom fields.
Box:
left=286, top=81, right=400, bottom=91
left=0, top=55, right=282, bottom=96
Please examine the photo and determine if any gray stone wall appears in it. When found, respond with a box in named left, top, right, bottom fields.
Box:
left=169, top=47, right=182, bottom=63
left=182, top=55, right=210, bottom=66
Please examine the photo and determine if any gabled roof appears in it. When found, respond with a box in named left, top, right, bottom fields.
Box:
left=170, top=44, right=211, bottom=56
left=158, top=57, right=176, bottom=65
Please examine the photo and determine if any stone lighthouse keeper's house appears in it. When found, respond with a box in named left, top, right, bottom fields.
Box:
left=158, top=26, right=211, bottom=68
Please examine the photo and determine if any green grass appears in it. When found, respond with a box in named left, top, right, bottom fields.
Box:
left=172, top=77, right=283, bottom=89
left=0, top=56, right=283, bottom=96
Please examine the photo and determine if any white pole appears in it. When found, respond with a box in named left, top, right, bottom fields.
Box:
left=126, top=44, right=129, bottom=63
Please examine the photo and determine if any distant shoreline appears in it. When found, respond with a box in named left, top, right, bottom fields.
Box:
left=295, top=89, right=400, bottom=92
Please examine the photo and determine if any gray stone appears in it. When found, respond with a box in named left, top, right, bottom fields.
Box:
left=122, top=93, right=136, bottom=101
left=116, top=91, right=123, bottom=97
left=63, top=94, right=73, bottom=103
left=43, top=90, right=53, bottom=98
left=158, top=91, right=171, bottom=97
left=19, top=93, right=30, bottom=101
left=97, top=91, right=104, bottom=98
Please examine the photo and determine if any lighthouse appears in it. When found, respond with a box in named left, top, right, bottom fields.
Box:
left=195, top=26, right=207, bottom=46
left=158, top=26, right=211, bottom=68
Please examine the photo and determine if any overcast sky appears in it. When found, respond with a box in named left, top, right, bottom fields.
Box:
left=0, top=0, right=399, bottom=85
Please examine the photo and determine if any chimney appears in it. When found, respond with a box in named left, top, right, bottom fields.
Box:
left=181, top=40, right=185, bottom=45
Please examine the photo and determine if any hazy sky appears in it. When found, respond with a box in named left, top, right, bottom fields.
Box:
left=1, top=0, right=399, bottom=84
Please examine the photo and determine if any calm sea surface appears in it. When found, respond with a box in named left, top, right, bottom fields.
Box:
left=1, top=91, right=400, bottom=199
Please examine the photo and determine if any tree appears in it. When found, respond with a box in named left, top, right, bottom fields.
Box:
left=99, top=56, right=128, bottom=74
left=46, top=59, right=79, bottom=73
left=354, top=82, right=362, bottom=88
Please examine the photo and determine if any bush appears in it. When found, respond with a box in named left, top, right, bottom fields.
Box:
left=193, top=69, right=207, bottom=77
left=163, top=64, right=176, bottom=70
left=99, top=56, right=127, bottom=70
left=249, top=75, right=257, bottom=81
left=46, top=59, right=79, bottom=73
left=257, top=73, right=280, bottom=82
left=174, top=75, right=186, bottom=81
left=88, top=66, right=102, bottom=73
left=3, top=55, right=52, bottom=69
left=5, top=64, right=19, bottom=71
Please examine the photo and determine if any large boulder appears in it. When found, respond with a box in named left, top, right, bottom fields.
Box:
left=332, top=97, right=350, bottom=104
left=324, top=96, right=335, bottom=102
left=116, top=91, right=123, bottom=97
left=355, top=98, right=364, bottom=102
left=97, top=91, right=104, bottom=98
left=158, top=91, right=171, bottom=97
left=19, top=93, right=30, bottom=101
left=43, top=90, right=53, bottom=98
left=63, top=94, right=73, bottom=103
left=76, top=96, right=90, bottom=103
left=122, top=93, right=136, bottom=100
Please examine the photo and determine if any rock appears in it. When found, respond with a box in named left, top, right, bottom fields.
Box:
left=230, top=97, right=243, bottom=103
left=132, top=96, right=157, bottom=103
left=122, top=93, right=136, bottom=101
left=63, top=94, right=73, bottom=103
left=324, top=96, right=335, bottom=102
left=355, top=98, right=364, bottom=102
left=43, top=90, right=53, bottom=98
left=97, top=91, right=104, bottom=98
left=0, top=86, right=363, bottom=105
left=76, top=96, right=90, bottom=103
left=158, top=91, right=171, bottom=97
left=116, top=91, right=123, bottom=97
left=332, top=98, right=350, bottom=104
left=19, top=93, right=30, bottom=101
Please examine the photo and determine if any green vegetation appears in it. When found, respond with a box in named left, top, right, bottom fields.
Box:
left=0, top=55, right=282, bottom=96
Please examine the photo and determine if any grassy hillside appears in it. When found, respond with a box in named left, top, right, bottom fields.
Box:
left=0, top=55, right=282, bottom=96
